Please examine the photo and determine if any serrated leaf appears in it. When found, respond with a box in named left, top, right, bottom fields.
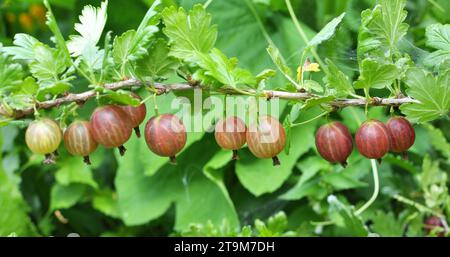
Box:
left=426, top=24, right=450, bottom=51
left=29, top=43, right=69, bottom=83
left=400, top=68, right=450, bottom=122
left=353, top=59, right=398, bottom=90
left=324, top=59, right=354, bottom=97
left=303, top=80, right=323, bottom=93
left=162, top=4, right=217, bottom=62
left=67, top=1, right=108, bottom=57
left=0, top=49, right=23, bottom=93
left=135, top=38, right=179, bottom=81
left=112, top=1, right=160, bottom=67
left=422, top=123, right=450, bottom=158
left=2, top=34, right=40, bottom=61
left=357, top=0, right=409, bottom=61
left=327, top=195, right=369, bottom=236
left=43, top=0, right=72, bottom=63
left=99, top=89, right=141, bottom=106
left=267, top=44, right=298, bottom=87
left=371, top=211, right=404, bottom=236
left=256, top=69, right=276, bottom=86
left=308, top=13, right=345, bottom=48
left=196, top=49, right=256, bottom=88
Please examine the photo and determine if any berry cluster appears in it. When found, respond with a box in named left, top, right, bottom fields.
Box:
left=214, top=115, right=286, bottom=166
left=315, top=117, right=416, bottom=167
left=25, top=93, right=187, bottom=165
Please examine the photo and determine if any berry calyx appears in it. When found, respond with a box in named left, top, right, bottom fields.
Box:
left=386, top=116, right=415, bottom=159
left=355, top=119, right=391, bottom=162
left=64, top=120, right=98, bottom=165
left=246, top=115, right=286, bottom=166
left=424, top=216, right=447, bottom=237
left=118, top=92, right=147, bottom=138
left=25, top=118, right=62, bottom=164
left=315, top=121, right=353, bottom=167
left=144, top=114, right=187, bottom=164
left=90, top=105, right=132, bottom=156
left=214, top=116, right=247, bottom=160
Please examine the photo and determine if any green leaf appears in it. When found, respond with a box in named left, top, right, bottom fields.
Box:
left=50, top=183, right=87, bottom=211
left=0, top=164, right=38, bottom=236
left=135, top=38, right=179, bottom=81
left=308, top=13, right=346, bottom=48
left=267, top=44, right=297, bottom=87
left=2, top=34, right=40, bottom=61
left=422, top=124, right=450, bottom=158
left=357, top=0, right=408, bottom=61
left=115, top=136, right=238, bottom=229
left=112, top=1, right=160, bottom=67
left=43, top=0, right=72, bottom=62
left=236, top=121, right=316, bottom=196
left=303, top=80, right=323, bottom=93
left=55, top=157, right=98, bottom=189
left=400, top=68, right=450, bottom=122
left=324, top=59, right=354, bottom=97
left=67, top=1, right=108, bottom=58
left=424, top=23, right=450, bottom=68
left=99, top=89, right=141, bottom=106
left=322, top=172, right=368, bottom=190
left=162, top=4, right=217, bottom=61
left=92, top=189, right=121, bottom=219
left=29, top=43, right=70, bottom=88
left=424, top=50, right=450, bottom=69
left=327, top=195, right=368, bottom=237
left=426, top=24, right=450, bottom=52
left=371, top=211, right=404, bottom=236
left=353, top=59, right=398, bottom=90
left=280, top=156, right=330, bottom=200
left=0, top=49, right=23, bottom=93
left=196, top=49, right=256, bottom=88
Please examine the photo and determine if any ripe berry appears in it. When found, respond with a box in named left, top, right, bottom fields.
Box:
left=90, top=105, right=132, bottom=156
left=214, top=116, right=247, bottom=160
left=64, top=120, right=98, bottom=165
left=355, top=119, right=390, bottom=162
left=386, top=116, right=415, bottom=158
left=25, top=118, right=62, bottom=164
left=118, top=92, right=147, bottom=138
left=315, top=121, right=353, bottom=167
left=246, top=116, right=286, bottom=166
left=424, top=216, right=446, bottom=237
left=144, top=114, right=187, bottom=164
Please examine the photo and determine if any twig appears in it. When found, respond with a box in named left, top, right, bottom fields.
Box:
left=0, top=79, right=419, bottom=119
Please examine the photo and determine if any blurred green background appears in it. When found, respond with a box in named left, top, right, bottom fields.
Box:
left=0, top=0, right=449, bottom=237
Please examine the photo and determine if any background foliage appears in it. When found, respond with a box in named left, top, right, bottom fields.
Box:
left=0, top=0, right=449, bottom=237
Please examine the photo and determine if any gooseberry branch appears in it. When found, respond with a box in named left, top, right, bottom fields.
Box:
left=0, top=78, right=419, bottom=119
